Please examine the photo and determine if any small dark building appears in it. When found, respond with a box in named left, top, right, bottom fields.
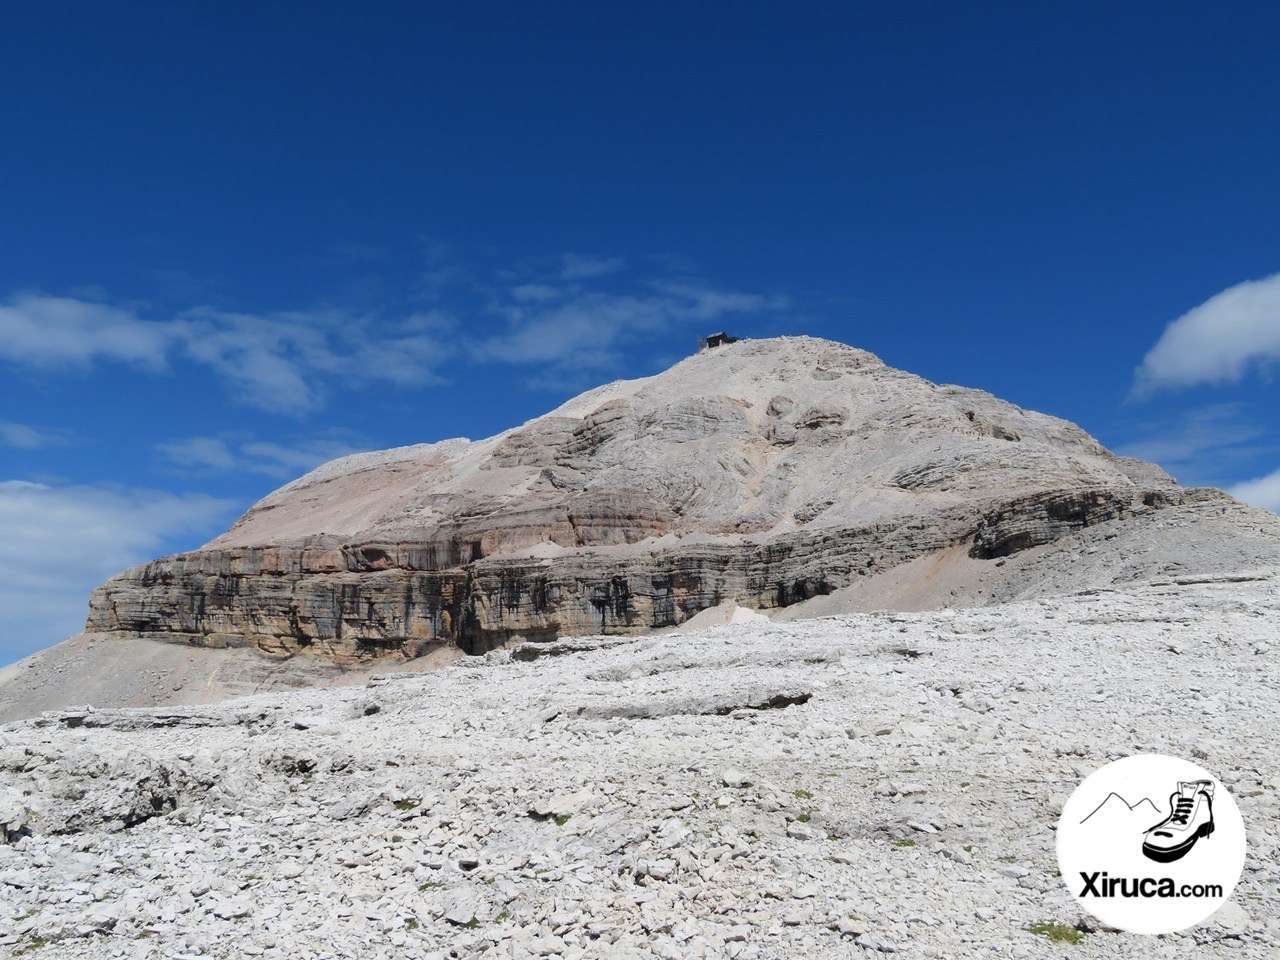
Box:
left=701, top=331, right=739, bottom=350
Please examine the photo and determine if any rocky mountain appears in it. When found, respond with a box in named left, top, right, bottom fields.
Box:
left=2, top=335, right=1278, bottom=956
left=4, top=335, right=1279, bottom=721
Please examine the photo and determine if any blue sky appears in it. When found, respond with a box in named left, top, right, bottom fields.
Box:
left=2, top=2, right=1279, bottom=664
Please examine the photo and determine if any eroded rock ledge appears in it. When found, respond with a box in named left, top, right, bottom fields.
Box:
left=87, top=486, right=1192, bottom=662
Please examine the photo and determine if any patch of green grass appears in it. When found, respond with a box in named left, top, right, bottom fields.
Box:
left=418, top=880, right=444, bottom=891
left=393, top=798, right=420, bottom=811
left=793, top=788, right=814, bottom=800
left=796, top=812, right=812, bottom=823
left=14, top=937, right=51, bottom=956
left=554, top=813, right=573, bottom=826
left=495, top=909, right=510, bottom=923
left=1029, top=921, right=1084, bottom=945
left=892, top=839, right=916, bottom=848
left=404, top=918, right=419, bottom=931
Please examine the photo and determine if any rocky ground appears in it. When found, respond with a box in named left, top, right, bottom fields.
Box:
left=2, top=570, right=1278, bottom=959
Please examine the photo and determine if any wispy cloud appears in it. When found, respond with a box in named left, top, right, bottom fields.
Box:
left=1229, top=469, right=1280, bottom=515
left=0, top=480, right=236, bottom=663
left=0, top=295, right=455, bottom=415
left=0, top=421, right=72, bottom=450
left=1136, top=272, right=1280, bottom=392
left=349, top=312, right=453, bottom=388
left=476, top=276, right=789, bottom=385
left=157, top=434, right=369, bottom=478
left=178, top=308, right=338, bottom=413
left=1114, top=404, right=1267, bottom=473
left=156, top=436, right=238, bottom=471
left=0, top=294, right=175, bottom=369
left=650, top=281, right=786, bottom=319
left=1, top=257, right=786, bottom=411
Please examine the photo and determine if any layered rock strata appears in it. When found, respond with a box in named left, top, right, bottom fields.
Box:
left=85, top=336, right=1222, bottom=663
left=88, top=486, right=1201, bottom=659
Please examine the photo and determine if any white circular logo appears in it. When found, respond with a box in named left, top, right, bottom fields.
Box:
left=1057, top=754, right=1246, bottom=934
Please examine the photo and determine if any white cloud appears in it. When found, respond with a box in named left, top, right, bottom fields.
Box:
left=0, top=262, right=775, bottom=409
left=155, top=437, right=239, bottom=471
left=650, top=282, right=788, bottom=319
left=239, top=440, right=368, bottom=477
left=1136, top=273, right=1280, bottom=392
left=0, top=294, right=175, bottom=369
left=158, top=435, right=368, bottom=478
left=178, top=308, right=338, bottom=414
left=176, top=309, right=450, bottom=412
left=1114, top=404, right=1266, bottom=470
left=1229, top=469, right=1280, bottom=514
left=476, top=280, right=789, bottom=383
left=350, top=334, right=447, bottom=388
left=0, top=296, right=453, bottom=415
left=0, top=480, right=236, bottom=664
left=481, top=293, right=668, bottom=368
left=0, top=421, right=72, bottom=450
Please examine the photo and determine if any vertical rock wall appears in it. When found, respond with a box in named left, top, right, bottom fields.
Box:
left=86, top=487, right=1183, bottom=662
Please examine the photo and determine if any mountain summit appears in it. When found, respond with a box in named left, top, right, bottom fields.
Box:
left=4, top=336, right=1278, bottom=719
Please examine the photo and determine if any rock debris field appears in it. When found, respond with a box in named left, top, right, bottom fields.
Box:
left=2, top=571, right=1278, bottom=959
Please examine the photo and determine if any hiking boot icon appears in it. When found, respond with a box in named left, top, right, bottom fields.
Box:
left=1142, top=780, right=1215, bottom=863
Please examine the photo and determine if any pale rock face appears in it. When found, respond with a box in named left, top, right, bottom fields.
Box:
left=76, top=336, right=1280, bottom=666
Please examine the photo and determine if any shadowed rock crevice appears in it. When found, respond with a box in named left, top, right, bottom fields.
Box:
left=547, top=685, right=815, bottom=721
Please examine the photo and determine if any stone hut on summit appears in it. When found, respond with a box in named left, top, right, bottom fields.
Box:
left=700, top=331, right=739, bottom=350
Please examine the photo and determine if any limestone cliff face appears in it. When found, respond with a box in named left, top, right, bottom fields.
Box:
left=86, top=336, right=1189, bottom=663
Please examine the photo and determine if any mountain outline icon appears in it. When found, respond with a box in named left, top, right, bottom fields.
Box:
left=1079, top=792, right=1161, bottom=826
